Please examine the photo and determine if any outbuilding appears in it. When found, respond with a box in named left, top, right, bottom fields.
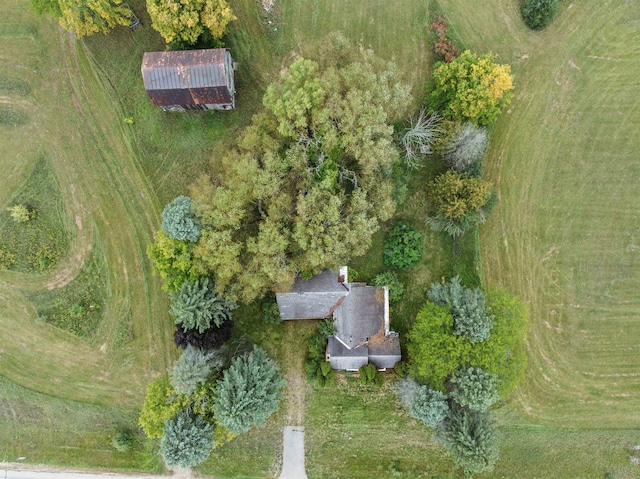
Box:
left=141, top=48, right=235, bottom=111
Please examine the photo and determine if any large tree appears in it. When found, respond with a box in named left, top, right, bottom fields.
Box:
left=170, top=277, right=235, bottom=333
left=192, top=38, right=410, bottom=302
left=426, top=50, right=513, bottom=125
left=57, top=0, right=130, bottom=37
left=214, top=346, right=286, bottom=434
left=146, top=0, right=236, bottom=46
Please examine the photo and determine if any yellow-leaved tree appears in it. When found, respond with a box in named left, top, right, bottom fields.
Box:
left=146, top=0, right=236, bottom=46
left=426, top=50, right=514, bottom=125
left=58, top=0, right=130, bottom=37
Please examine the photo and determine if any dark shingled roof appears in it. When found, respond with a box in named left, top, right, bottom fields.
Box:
left=141, top=49, right=233, bottom=107
left=333, top=284, right=385, bottom=349
left=276, top=270, right=348, bottom=320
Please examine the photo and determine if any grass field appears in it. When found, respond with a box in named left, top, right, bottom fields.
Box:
left=1, top=0, right=640, bottom=477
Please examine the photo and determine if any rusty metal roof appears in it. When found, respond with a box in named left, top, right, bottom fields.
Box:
left=141, top=49, right=232, bottom=106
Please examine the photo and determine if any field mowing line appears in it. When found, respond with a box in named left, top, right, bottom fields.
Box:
left=0, top=6, right=174, bottom=408
left=438, top=0, right=640, bottom=428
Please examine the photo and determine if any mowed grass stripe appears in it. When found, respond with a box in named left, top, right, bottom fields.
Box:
left=440, top=0, right=640, bottom=427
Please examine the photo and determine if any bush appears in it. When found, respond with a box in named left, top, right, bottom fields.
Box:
left=445, top=124, right=489, bottom=176
left=522, top=0, right=558, bottom=30
left=262, top=296, right=283, bottom=325
left=400, top=108, right=442, bottom=169
left=138, top=375, right=183, bottom=439
left=426, top=50, right=514, bottom=125
left=214, top=346, right=286, bottom=434
left=170, top=277, right=235, bottom=333
left=384, top=222, right=424, bottom=269
left=429, top=15, right=460, bottom=62
left=359, top=363, right=383, bottom=386
left=440, top=408, right=498, bottom=476
left=372, top=271, right=405, bottom=303
left=428, top=276, right=494, bottom=343
left=161, top=195, right=202, bottom=242
left=160, top=408, right=214, bottom=468
left=450, top=367, right=499, bottom=412
left=170, top=345, right=215, bottom=396
left=174, top=321, right=232, bottom=350
left=410, top=386, right=449, bottom=427
left=6, top=204, right=36, bottom=222
left=147, top=230, right=199, bottom=292
left=111, top=429, right=137, bottom=452
left=393, top=361, right=410, bottom=378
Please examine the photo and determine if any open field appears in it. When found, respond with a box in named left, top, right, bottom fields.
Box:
left=435, top=0, right=640, bottom=428
left=1, top=0, right=639, bottom=477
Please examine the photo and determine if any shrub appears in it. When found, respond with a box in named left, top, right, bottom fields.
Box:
left=426, top=50, right=514, bottom=125
left=411, top=386, right=449, bottom=427
left=522, top=0, right=558, bottom=30
left=6, top=204, right=35, bottom=222
left=429, top=15, right=460, bottom=62
left=384, top=222, right=424, bottom=269
left=147, top=230, right=199, bottom=292
left=160, top=408, right=214, bottom=468
left=440, top=408, right=498, bottom=476
left=393, top=377, right=420, bottom=406
left=174, top=321, right=232, bottom=350
left=393, top=361, right=410, bottom=378
left=445, top=124, right=489, bottom=176
left=161, top=195, right=202, bottom=242
left=112, top=429, right=137, bottom=452
left=359, top=363, right=382, bottom=386
left=214, top=346, right=286, bottom=434
left=170, top=345, right=215, bottom=396
left=170, top=277, right=235, bottom=333
left=373, top=271, right=405, bottom=303
left=429, top=170, right=492, bottom=221
left=138, top=375, right=183, bottom=439
left=262, top=296, right=283, bottom=325
left=428, top=276, right=494, bottom=343
left=400, top=108, right=442, bottom=169
left=450, top=367, right=499, bottom=412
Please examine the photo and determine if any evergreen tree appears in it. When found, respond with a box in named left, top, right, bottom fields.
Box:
left=169, top=345, right=216, bottom=396
left=450, top=367, right=499, bottom=412
left=161, top=195, right=202, bottom=243
left=440, top=408, right=498, bottom=476
left=170, top=277, right=235, bottom=333
left=214, top=346, right=286, bottom=434
left=160, top=408, right=214, bottom=468
left=410, top=385, right=449, bottom=427
left=428, top=276, right=494, bottom=343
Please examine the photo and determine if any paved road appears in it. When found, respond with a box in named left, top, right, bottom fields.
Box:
left=279, top=426, right=307, bottom=479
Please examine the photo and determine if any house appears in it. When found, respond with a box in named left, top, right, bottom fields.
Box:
left=141, top=48, right=235, bottom=111
left=276, top=267, right=401, bottom=371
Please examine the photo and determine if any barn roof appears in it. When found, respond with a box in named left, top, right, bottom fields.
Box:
left=141, top=49, right=233, bottom=106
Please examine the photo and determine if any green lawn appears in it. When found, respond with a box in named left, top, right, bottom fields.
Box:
left=1, top=0, right=640, bottom=477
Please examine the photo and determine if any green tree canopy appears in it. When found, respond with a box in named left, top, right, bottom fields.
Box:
left=146, top=0, right=236, bottom=45
left=410, top=385, right=449, bottom=428
left=408, top=289, right=527, bottom=396
left=162, top=195, right=202, bottom=242
left=214, top=346, right=286, bottom=434
left=160, top=408, right=214, bottom=468
left=191, top=37, right=410, bottom=302
left=58, top=0, right=130, bottom=37
left=138, top=375, right=183, bottom=439
left=170, top=277, right=235, bottom=333
left=426, top=50, right=514, bottom=125
left=147, top=230, right=200, bottom=292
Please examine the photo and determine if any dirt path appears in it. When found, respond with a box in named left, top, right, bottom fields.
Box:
left=281, top=320, right=315, bottom=425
